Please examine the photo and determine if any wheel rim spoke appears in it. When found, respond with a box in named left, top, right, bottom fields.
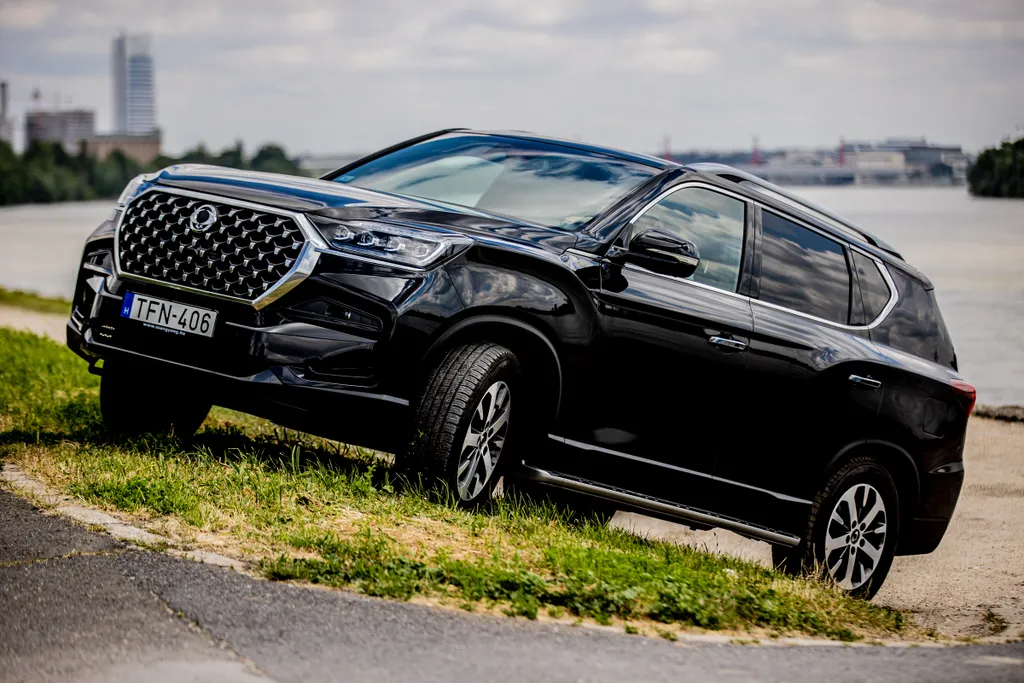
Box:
left=483, top=384, right=500, bottom=423
left=463, top=430, right=483, bottom=450
left=824, top=528, right=847, bottom=554
left=490, top=403, right=510, bottom=435
left=859, top=537, right=883, bottom=565
left=860, top=494, right=885, bottom=530
left=457, top=450, right=476, bottom=477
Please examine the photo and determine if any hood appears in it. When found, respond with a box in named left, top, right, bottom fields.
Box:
left=151, top=164, right=579, bottom=253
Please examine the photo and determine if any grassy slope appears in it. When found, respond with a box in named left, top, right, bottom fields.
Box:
left=0, top=328, right=909, bottom=640
left=0, top=287, right=72, bottom=316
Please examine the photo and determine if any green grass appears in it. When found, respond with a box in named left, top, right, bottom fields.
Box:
left=0, top=327, right=912, bottom=641
left=0, top=287, right=72, bottom=316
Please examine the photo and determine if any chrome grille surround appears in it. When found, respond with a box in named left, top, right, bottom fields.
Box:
left=114, top=186, right=326, bottom=309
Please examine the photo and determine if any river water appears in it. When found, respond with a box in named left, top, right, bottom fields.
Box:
left=0, top=188, right=1022, bottom=404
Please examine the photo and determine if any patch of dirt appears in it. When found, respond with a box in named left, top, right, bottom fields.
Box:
left=0, top=304, right=67, bottom=341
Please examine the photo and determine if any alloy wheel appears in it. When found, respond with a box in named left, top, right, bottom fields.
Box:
left=456, top=380, right=511, bottom=501
left=824, top=483, right=888, bottom=590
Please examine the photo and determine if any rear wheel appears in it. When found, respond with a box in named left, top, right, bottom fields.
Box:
left=773, top=456, right=899, bottom=600
left=404, top=343, right=519, bottom=506
left=99, top=358, right=211, bottom=438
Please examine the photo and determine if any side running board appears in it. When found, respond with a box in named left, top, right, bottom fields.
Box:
left=519, top=465, right=800, bottom=547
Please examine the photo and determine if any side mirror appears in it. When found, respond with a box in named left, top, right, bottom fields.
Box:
left=628, top=230, right=700, bottom=279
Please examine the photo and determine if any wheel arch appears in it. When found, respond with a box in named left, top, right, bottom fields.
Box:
left=420, top=314, right=563, bottom=424
left=824, top=439, right=921, bottom=535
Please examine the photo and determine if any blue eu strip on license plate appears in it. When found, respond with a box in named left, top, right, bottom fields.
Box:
left=120, top=292, right=136, bottom=318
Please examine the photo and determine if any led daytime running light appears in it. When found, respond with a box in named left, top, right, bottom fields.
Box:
left=313, top=219, right=470, bottom=268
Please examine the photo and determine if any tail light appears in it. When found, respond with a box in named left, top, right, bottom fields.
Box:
left=951, top=379, right=977, bottom=415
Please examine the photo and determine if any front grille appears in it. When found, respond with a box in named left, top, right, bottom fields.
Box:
left=117, top=190, right=306, bottom=301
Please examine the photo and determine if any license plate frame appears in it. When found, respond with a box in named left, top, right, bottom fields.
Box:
left=120, top=292, right=218, bottom=338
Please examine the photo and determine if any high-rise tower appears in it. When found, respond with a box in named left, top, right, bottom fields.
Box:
left=112, top=34, right=156, bottom=134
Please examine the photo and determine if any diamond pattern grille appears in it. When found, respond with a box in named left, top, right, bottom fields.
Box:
left=117, top=191, right=306, bottom=301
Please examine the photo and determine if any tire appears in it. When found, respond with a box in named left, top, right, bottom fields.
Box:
left=405, top=343, right=520, bottom=506
left=773, top=455, right=899, bottom=600
left=100, top=358, right=211, bottom=438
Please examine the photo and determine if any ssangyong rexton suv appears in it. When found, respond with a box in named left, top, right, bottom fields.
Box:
left=68, top=129, right=974, bottom=598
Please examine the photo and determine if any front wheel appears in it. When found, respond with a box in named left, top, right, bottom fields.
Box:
left=773, top=456, right=899, bottom=600
left=100, top=359, right=211, bottom=438
left=404, top=343, right=520, bottom=506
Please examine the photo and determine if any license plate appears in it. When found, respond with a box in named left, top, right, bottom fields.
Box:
left=120, top=292, right=217, bottom=338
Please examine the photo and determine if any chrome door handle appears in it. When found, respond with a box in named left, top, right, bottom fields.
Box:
left=708, top=336, right=747, bottom=352
left=849, top=374, right=882, bottom=390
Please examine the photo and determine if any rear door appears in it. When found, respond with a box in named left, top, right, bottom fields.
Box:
left=552, top=184, right=756, bottom=512
left=714, top=207, right=883, bottom=532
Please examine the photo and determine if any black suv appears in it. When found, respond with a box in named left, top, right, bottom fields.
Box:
left=68, top=129, right=974, bottom=598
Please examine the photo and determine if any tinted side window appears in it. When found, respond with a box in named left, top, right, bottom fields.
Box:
left=631, top=187, right=746, bottom=292
left=852, top=251, right=891, bottom=322
left=872, top=269, right=957, bottom=368
left=759, top=211, right=851, bottom=324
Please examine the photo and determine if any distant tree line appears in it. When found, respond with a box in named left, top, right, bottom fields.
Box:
left=968, top=137, right=1024, bottom=199
left=0, top=139, right=304, bottom=206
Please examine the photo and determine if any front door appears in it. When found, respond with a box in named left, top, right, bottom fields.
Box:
left=553, top=184, right=755, bottom=513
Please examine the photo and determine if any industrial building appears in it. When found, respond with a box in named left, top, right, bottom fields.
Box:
left=24, top=108, right=96, bottom=153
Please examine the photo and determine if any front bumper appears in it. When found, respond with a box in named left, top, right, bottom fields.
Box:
left=67, top=243, right=424, bottom=453
left=67, top=317, right=410, bottom=453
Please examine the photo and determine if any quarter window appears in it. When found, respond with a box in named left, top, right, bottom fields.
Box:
left=631, top=187, right=746, bottom=292
left=852, top=251, right=891, bottom=322
left=759, top=211, right=851, bottom=324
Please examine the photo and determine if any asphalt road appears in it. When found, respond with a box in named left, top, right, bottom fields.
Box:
left=2, top=490, right=1024, bottom=683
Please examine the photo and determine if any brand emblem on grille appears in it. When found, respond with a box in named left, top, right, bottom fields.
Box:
left=189, top=204, right=218, bottom=232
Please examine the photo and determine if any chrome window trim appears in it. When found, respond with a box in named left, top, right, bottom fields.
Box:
left=627, top=181, right=751, bottom=227
left=624, top=180, right=751, bottom=297
left=617, top=180, right=899, bottom=331
left=113, top=186, right=328, bottom=310
left=622, top=263, right=752, bottom=302
left=756, top=205, right=898, bottom=331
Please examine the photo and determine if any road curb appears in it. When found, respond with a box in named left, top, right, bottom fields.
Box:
left=0, top=462, right=246, bottom=571
left=0, top=465, right=960, bottom=651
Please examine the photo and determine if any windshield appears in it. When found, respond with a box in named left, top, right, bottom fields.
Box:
left=331, top=134, right=656, bottom=230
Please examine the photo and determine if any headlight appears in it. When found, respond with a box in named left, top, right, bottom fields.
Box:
left=116, top=172, right=159, bottom=206
left=311, top=218, right=472, bottom=269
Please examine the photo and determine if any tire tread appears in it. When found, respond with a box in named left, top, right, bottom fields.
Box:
left=408, top=343, right=516, bottom=485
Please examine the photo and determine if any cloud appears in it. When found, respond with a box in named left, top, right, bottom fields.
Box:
left=1, top=0, right=1021, bottom=155
left=0, top=0, right=57, bottom=29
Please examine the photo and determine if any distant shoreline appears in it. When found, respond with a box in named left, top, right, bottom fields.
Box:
left=0, top=183, right=984, bottom=211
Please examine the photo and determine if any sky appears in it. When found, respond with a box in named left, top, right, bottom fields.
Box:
left=1, top=0, right=1022, bottom=156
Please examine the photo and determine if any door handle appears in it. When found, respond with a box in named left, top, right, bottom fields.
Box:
left=849, top=374, right=882, bottom=390
left=708, top=336, right=747, bottom=352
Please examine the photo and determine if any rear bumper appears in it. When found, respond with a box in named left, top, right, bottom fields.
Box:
left=898, top=516, right=955, bottom=556
left=897, top=466, right=964, bottom=556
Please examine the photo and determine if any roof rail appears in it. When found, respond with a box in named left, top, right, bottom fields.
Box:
left=687, top=163, right=903, bottom=259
